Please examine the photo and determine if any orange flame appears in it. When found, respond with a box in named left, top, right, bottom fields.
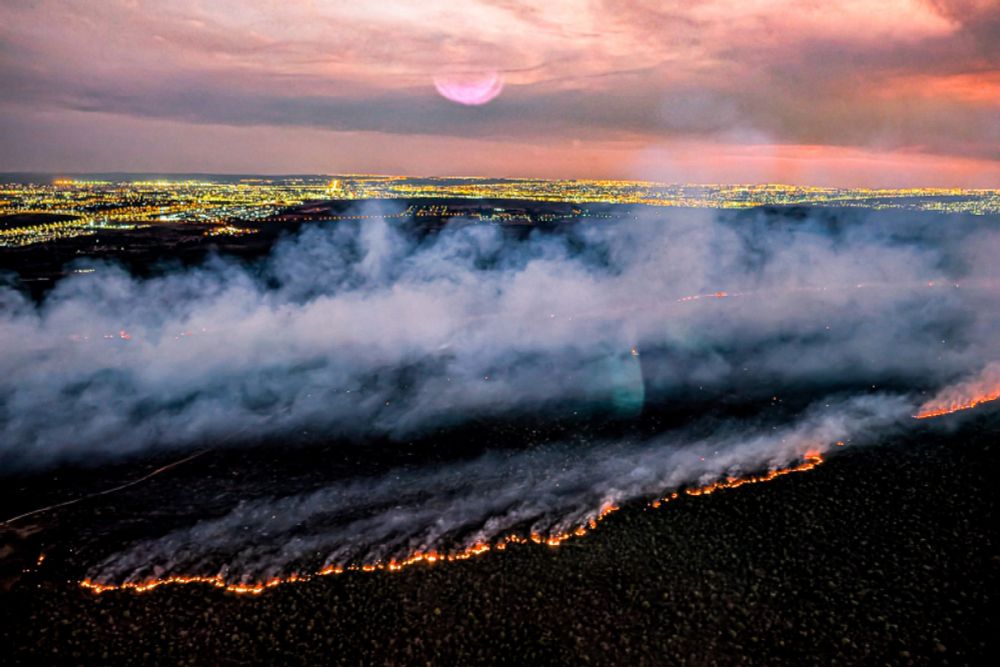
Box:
left=914, top=390, right=1000, bottom=419
left=914, top=363, right=1000, bottom=419
left=79, top=453, right=823, bottom=596
left=671, top=453, right=822, bottom=498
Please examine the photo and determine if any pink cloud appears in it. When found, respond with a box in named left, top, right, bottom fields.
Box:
left=0, top=0, right=996, bottom=183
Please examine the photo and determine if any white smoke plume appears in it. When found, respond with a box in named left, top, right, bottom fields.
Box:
left=1, top=205, right=996, bottom=468
left=1, top=204, right=998, bottom=584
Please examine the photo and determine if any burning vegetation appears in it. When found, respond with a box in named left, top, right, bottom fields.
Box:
left=80, top=453, right=825, bottom=596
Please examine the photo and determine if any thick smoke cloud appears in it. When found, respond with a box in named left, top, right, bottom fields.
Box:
left=1, top=205, right=997, bottom=469
left=2, top=205, right=999, bottom=582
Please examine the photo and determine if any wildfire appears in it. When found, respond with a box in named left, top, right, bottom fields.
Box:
left=913, top=362, right=1000, bottom=419
left=914, top=391, right=1000, bottom=419
left=668, top=453, right=822, bottom=499
left=79, top=454, right=823, bottom=596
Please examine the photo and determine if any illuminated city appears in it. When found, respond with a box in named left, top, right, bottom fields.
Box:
left=3, top=175, right=998, bottom=247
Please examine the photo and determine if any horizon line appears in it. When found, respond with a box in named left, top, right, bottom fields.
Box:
left=1, top=171, right=997, bottom=192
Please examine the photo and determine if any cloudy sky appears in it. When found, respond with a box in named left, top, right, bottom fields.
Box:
left=0, top=0, right=997, bottom=185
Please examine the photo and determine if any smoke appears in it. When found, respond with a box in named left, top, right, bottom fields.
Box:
left=91, top=393, right=909, bottom=585
left=1, top=204, right=997, bottom=469
left=2, top=203, right=999, bottom=582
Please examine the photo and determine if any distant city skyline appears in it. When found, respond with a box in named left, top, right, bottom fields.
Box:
left=1, top=1, right=997, bottom=187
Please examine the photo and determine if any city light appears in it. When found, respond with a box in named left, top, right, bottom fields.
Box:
left=2, top=176, right=997, bottom=247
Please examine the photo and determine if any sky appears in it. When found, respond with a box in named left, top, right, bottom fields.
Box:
left=0, top=0, right=997, bottom=186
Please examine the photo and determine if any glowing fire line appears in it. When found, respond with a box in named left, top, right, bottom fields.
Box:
left=80, top=453, right=823, bottom=596
left=913, top=389, right=1000, bottom=419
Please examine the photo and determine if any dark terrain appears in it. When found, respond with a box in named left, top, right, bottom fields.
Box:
left=0, top=412, right=996, bottom=665
left=0, top=212, right=80, bottom=229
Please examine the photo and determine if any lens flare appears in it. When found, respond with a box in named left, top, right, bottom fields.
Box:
left=433, top=71, right=504, bottom=106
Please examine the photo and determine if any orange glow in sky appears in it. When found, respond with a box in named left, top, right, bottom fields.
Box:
left=0, top=0, right=996, bottom=185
